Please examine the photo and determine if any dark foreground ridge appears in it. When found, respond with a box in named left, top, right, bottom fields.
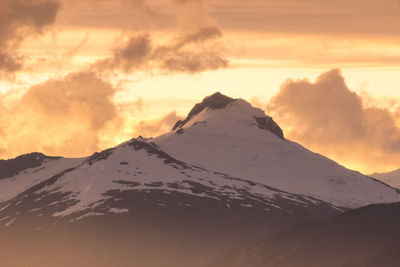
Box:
left=213, top=202, right=400, bottom=267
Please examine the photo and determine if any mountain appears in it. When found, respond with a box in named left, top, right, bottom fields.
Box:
left=213, top=202, right=400, bottom=267
left=370, top=168, right=400, bottom=189
left=0, top=92, right=399, bottom=266
left=154, top=93, right=399, bottom=208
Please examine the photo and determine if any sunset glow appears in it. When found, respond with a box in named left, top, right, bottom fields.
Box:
left=1, top=0, right=400, bottom=173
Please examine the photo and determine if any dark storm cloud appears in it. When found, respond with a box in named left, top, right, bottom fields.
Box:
left=266, top=69, right=400, bottom=170
left=0, top=0, right=60, bottom=74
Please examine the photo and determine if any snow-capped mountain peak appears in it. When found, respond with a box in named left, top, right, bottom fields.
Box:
left=171, top=92, right=284, bottom=139
left=172, top=92, right=236, bottom=130
left=154, top=92, right=400, bottom=208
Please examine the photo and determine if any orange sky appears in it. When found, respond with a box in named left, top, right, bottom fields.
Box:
left=1, top=0, right=400, bottom=174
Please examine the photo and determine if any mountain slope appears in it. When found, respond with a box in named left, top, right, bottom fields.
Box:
left=0, top=138, right=340, bottom=222
left=371, top=168, right=400, bottom=189
left=0, top=139, right=341, bottom=267
left=213, top=202, right=400, bottom=267
left=0, top=92, right=399, bottom=266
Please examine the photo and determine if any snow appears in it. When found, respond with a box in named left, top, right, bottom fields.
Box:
left=109, top=208, right=129, bottom=214
left=0, top=216, right=9, bottom=223
left=73, top=212, right=105, bottom=221
left=0, top=158, right=83, bottom=203
left=0, top=203, right=10, bottom=212
left=42, top=140, right=320, bottom=217
left=4, top=217, right=15, bottom=227
left=370, top=168, right=400, bottom=189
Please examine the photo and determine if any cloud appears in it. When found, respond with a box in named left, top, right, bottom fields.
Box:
left=0, top=0, right=60, bottom=74
left=134, top=111, right=183, bottom=138
left=95, top=34, right=153, bottom=73
left=95, top=26, right=228, bottom=74
left=62, top=32, right=90, bottom=60
left=174, top=26, right=222, bottom=49
left=59, top=0, right=209, bottom=30
left=58, top=0, right=227, bottom=73
left=161, top=51, right=228, bottom=73
left=209, top=0, right=400, bottom=36
left=56, top=0, right=400, bottom=37
left=0, top=1, right=226, bottom=158
left=266, top=69, right=400, bottom=172
left=0, top=71, right=122, bottom=158
left=0, top=71, right=184, bottom=159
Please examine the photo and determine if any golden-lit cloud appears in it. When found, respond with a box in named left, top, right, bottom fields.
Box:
left=0, top=0, right=60, bottom=74
left=0, top=70, right=185, bottom=159
left=265, top=69, right=400, bottom=173
left=134, top=111, right=183, bottom=138
left=0, top=71, right=122, bottom=158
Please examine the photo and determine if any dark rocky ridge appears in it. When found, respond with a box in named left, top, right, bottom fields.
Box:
left=0, top=152, right=61, bottom=180
left=254, top=116, right=284, bottom=139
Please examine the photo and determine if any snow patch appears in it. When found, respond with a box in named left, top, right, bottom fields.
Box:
left=5, top=217, right=16, bottom=227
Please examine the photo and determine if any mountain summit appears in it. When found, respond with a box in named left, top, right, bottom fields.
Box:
left=172, top=92, right=284, bottom=139
left=172, top=92, right=236, bottom=130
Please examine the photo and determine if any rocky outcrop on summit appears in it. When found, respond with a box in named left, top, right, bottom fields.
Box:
left=254, top=116, right=284, bottom=139
left=173, top=92, right=235, bottom=130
